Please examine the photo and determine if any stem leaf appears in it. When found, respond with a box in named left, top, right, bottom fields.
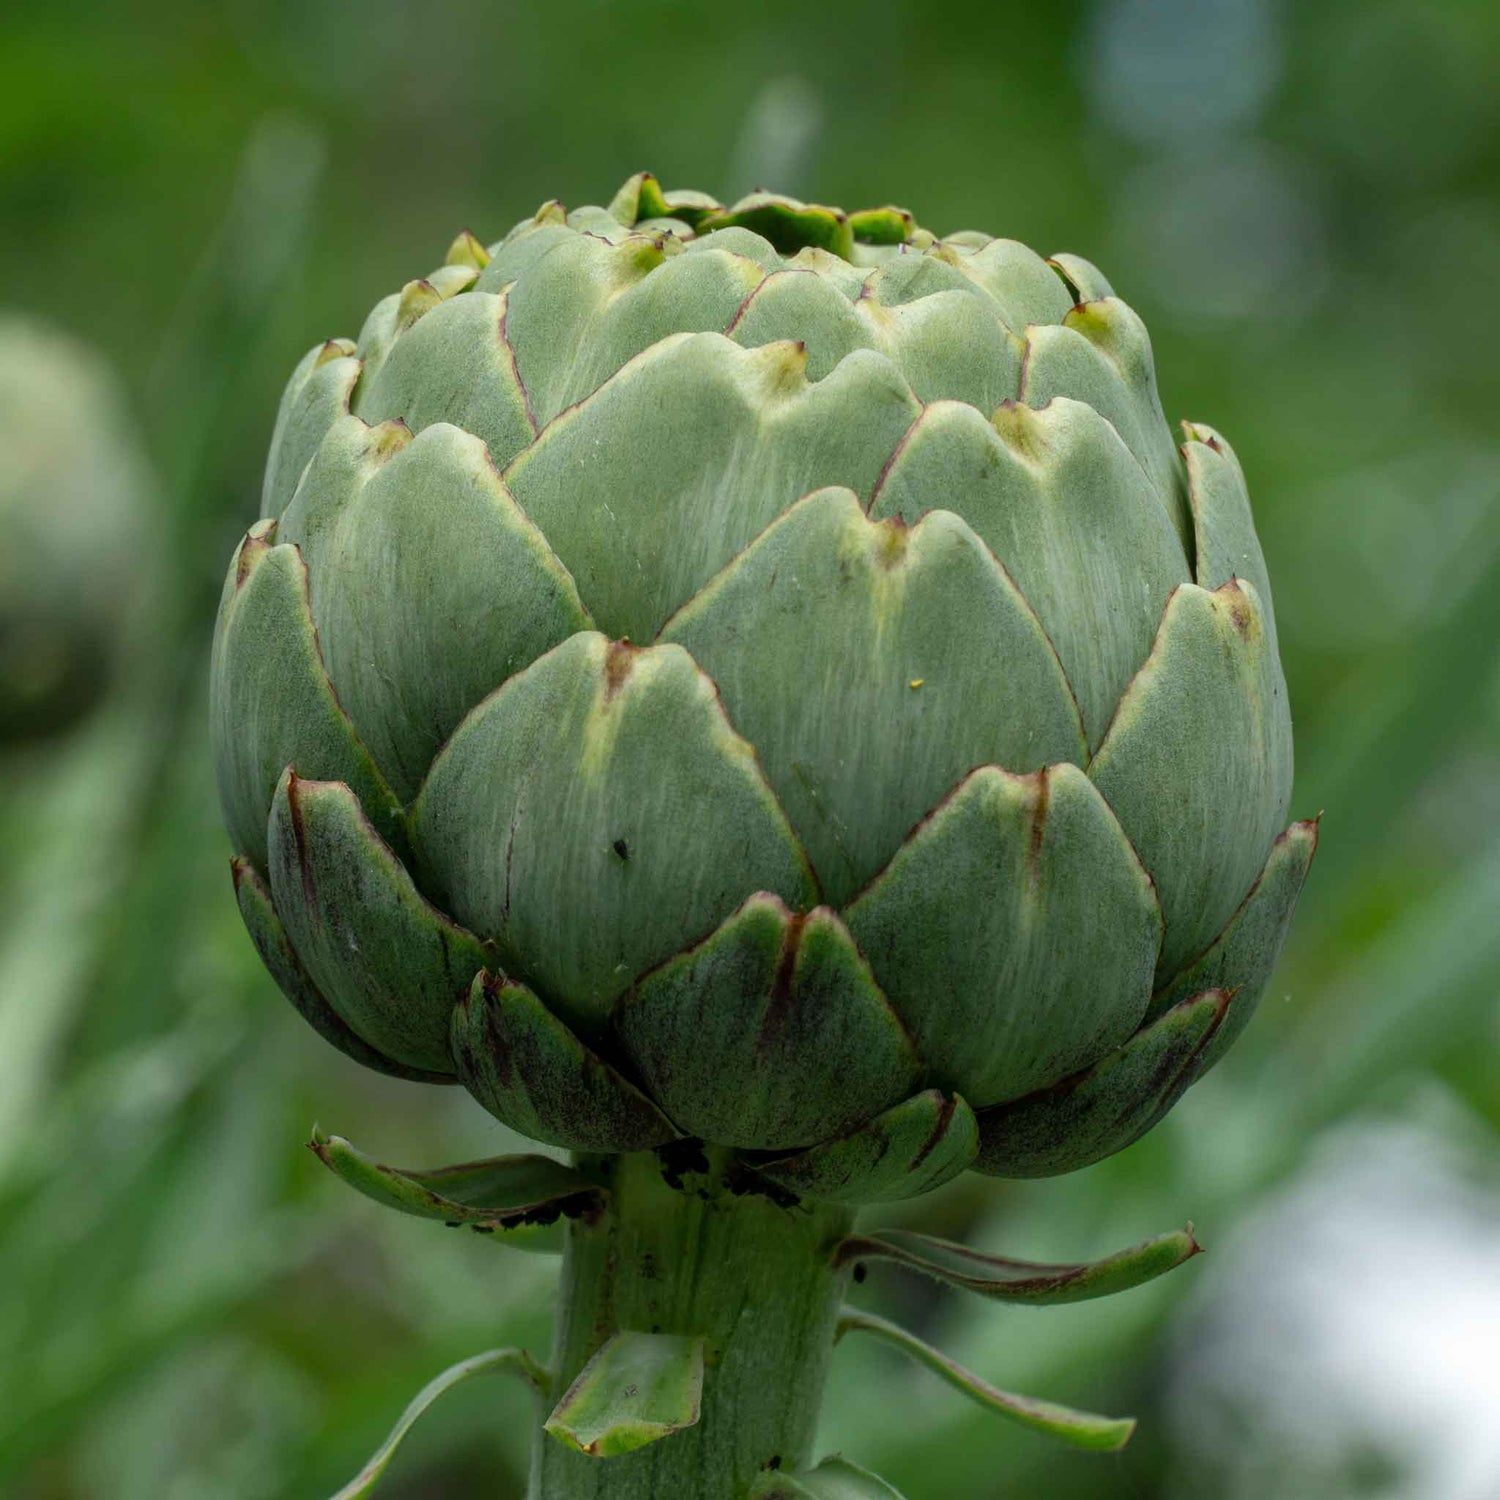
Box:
left=836, top=1308, right=1135, bottom=1452
left=544, top=1331, right=706, bottom=1458
left=308, top=1128, right=602, bottom=1248
left=330, top=1347, right=547, bottom=1499
left=835, top=1223, right=1201, bottom=1304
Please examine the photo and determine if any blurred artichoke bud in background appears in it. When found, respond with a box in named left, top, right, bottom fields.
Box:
left=213, top=176, right=1315, bottom=1199
left=0, top=317, right=154, bottom=743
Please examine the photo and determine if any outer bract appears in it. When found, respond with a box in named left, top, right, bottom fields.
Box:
left=213, top=177, right=1314, bottom=1200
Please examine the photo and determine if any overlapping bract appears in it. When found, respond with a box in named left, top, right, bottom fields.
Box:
left=213, top=175, right=1314, bottom=1201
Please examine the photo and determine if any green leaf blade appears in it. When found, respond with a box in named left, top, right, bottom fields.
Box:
left=835, top=1224, right=1202, bottom=1305
left=308, top=1129, right=602, bottom=1246
left=330, top=1347, right=547, bottom=1500
left=837, top=1309, right=1135, bottom=1453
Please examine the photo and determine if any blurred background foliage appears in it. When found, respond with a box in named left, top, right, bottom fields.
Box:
left=1, top=0, right=1496, bottom=1495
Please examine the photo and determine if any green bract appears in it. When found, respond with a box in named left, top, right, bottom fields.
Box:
left=213, top=175, right=1314, bottom=1200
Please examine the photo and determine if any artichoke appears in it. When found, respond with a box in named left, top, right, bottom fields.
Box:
left=215, top=176, right=1312, bottom=1187
left=212, top=174, right=1317, bottom=1494
left=1, top=316, right=153, bottom=742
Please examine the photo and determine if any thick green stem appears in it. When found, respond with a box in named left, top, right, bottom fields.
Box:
left=530, top=1147, right=856, bottom=1499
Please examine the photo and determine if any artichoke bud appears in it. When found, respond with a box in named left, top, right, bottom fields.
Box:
left=0, top=316, right=155, bottom=744
left=212, top=179, right=1314, bottom=1202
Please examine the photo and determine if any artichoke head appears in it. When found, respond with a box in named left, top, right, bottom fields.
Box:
left=212, top=176, right=1315, bottom=1201
left=1, top=317, right=153, bottom=742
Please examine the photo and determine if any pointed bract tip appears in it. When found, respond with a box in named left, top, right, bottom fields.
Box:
left=1179, top=418, right=1226, bottom=454
left=1206, top=986, right=1239, bottom=1033
left=275, top=761, right=300, bottom=801
left=365, top=417, right=413, bottom=464
left=395, top=277, right=442, bottom=332
left=314, top=338, right=354, bottom=367
left=870, top=520, right=907, bottom=572
left=233, top=523, right=276, bottom=589
left=1219, top=580, right=1257, bottom=640
left=444, top=229, right=491, bottom=271
left=746, top=338, right=809, bottom=395
left=1062, top=297, right=1120, bottom=348
left=602, top=638, right=640, bottom=700
left=474, top=967, right=507, bottom=1003
left=991, top=400, right=1050, bottom=464
left=623, top=235, right=670, bottom=276
left=1047, top=257, right=1084, bottom=302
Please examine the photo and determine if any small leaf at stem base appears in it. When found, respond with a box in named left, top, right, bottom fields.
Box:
left=544, top=1331, right=705, bottom=1458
